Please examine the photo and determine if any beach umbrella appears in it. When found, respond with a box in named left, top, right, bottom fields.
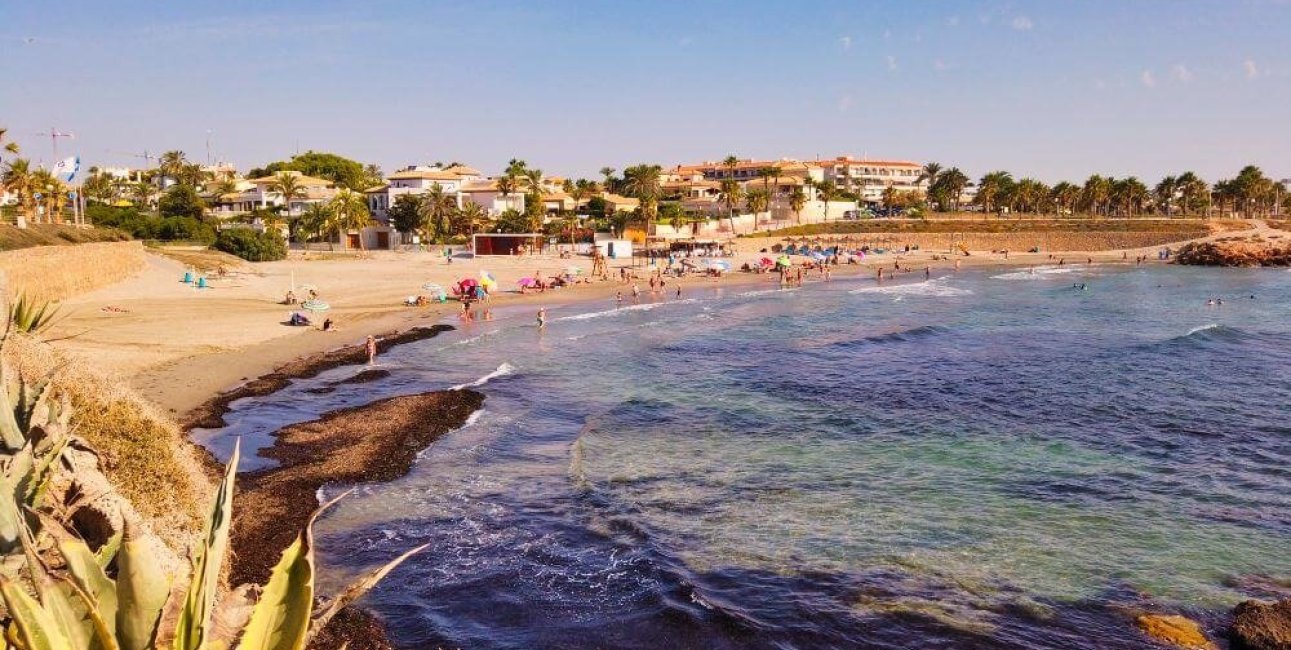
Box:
left=301, top=299, right=330, bottom=312
left=518, top=277, right=537, bottom=288
left=706, top=260, right=731, bottom=271
left=421, top=283, right=447, bottom=299
left=760, top=257, right=774, bottom=267
left=776, top=255, right=791, bottom=268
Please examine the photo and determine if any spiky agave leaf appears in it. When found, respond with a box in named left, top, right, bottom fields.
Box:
left=0, top=576, right=73, bottom=650
left=307, top=542, right=429, bottom=642
left=172, top=440, right=240, bottom=650
left=115, top=521, right=172, bottom=650
left=237, top=489, right=349, bottom=650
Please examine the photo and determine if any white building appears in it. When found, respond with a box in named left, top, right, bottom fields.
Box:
left=814, top=157, right=927, bottom=203
left=210, top=171, right=337, bottom=217
left=365, top=164, right=487, bottom=220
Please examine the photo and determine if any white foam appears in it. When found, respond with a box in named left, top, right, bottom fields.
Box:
left=735, top=287, right=799, bottom=298
left=849, top=277, right=971, bottom=297
left=551, top=299, right=697, bottom=322
left=451, top=363, right=515, bottom=390
left=991, top=266, right=1076, bottom=280
left=1185, top=323, right=1221, bottom=336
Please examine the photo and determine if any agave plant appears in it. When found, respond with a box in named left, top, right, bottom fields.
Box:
left=0, top=439, right=427, bottom=650
left=6, top=295, right=62, bottom=336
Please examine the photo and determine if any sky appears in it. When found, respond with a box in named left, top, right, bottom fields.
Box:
left=3, top=0, right=1289, bottom=184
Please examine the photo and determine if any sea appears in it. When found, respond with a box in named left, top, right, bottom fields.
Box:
left=194, top=264, right=1290, bottom=649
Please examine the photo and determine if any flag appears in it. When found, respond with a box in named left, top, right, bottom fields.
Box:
left=51, top=156, right=79, bottom=182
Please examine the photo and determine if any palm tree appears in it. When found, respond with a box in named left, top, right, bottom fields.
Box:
left=523, top=168, right=544, bottom=193
left=417, top=183, right=458, bottom=243
left=31, top=168, right=65, bottom=224
left=718, top=178, right=743, bottom=232
left=131, top=181, right=153, bottom=208
left=329, top=188, right=372, bottom=250
left=1050, top=182, right=1080, bottom=216
left=1176, top=172, right=1209, bottom=216
left=158, top=150, right=188, bottom=186
left=1111, top=177, right=1149, bottom=217
left=745, top=188, right=770, bottom=215
left=813, top=178, right=838, bottom=222
left=598, top=167, right=616, bottom=193
left=0, top=128, right=18, bottom=200
left=918, top=162, right=942, bottom=188
left=622, top=164, right=663, bottom=233
left=298, top=202, right=332, bottom=249
left=459, top=200, right=489, bottom=237
left=1154, top=176, right=1178, bottom=216
left=495, top=174, right=517, bottom=204
left=3, top=158, right=35, bottom=222
left=268, top=172, right=306, bottom=216
left=976, top=171, right=1014, bottom=215
left=1080, top=175, right=1113, bottom=216
left=881, top=185, right=900, bottom=209
left=938, top=167, right=970, bottom=211
left=789, top=187, right=807, bottom=224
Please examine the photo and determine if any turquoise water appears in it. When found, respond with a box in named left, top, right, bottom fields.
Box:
left=197, top=264, right=1290, bottom=649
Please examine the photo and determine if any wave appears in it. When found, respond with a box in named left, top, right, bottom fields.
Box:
left=551, top=298, right=697, bottom=322
left=849, top=277, right=971, bottom=297
left=1166, top=324, right=1252, bottom=346
left=830, top=324, right=952, bottom=348
left=991, top=266, right=1077, bottom=281
left=451, top=363, right=516, bottom=390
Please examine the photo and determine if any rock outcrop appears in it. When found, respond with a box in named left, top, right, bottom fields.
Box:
left=1175, top=240, right=1291, bottom=267
left=1230, top=599, right=1291, bottom=650
left=1136, top=613, right=1217, bottom=650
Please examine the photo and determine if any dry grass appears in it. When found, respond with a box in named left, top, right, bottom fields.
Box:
left=153, top=246, right=253, bottom=274
left=0, top=240, right=148, bottom=302
left=5, top=332, right=213, bottom=552
left=0, top=224, right=130, bottom=252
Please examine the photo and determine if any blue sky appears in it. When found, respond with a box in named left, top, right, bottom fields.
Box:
left=3, top=1, right=1288, bottom=183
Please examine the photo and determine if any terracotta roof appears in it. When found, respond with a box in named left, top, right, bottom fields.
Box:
left=364, top=184, right=389, bottom=194
left=601, top=193, right=640, bottom=205
left=248, top=171, right=333, bottom=186
left=388, top=169, right=462, bottom=181
left=460, top=180, right=501, bottom=192
left=442, top=164, right=483, bottom=176
left=814, top=157, right=921, bottom=168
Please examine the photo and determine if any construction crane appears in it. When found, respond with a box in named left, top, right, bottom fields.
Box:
left=35, top=127, right=74, bottom=161
left=107, top=150, right=158, bottom=182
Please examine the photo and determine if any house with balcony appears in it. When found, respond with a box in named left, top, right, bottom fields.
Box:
left=814, top=157, right=927, bottom=204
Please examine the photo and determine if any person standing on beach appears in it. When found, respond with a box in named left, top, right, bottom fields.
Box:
left=675, top=286, right=682, bottom=299
left=616, top=290, right=623, bottom=306
left=366, top=335, right=378, bottom=365
left=877, top=267, right=884, bottom=281
left=925, top=266, right=931, bottom=280
left=537, top=308, right=547, bottom=329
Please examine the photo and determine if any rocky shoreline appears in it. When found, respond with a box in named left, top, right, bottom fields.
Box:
left=1175, top=240, right=1291, bottom=267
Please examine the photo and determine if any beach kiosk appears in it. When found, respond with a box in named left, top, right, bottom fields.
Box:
left=472, top=233, right=547, bottom=256
left=593, top=236, right=633, bottom=260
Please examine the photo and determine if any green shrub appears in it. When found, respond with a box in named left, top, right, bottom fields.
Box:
left=214, top=228, right=287, bottom=262
left=158, top=216, right=216, bottom=244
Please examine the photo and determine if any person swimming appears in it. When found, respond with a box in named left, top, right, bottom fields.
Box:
left=536, top=308, right=547, bottom=329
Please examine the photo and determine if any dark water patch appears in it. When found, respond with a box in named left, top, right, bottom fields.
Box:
left=182, top=324, right=454, bottom=429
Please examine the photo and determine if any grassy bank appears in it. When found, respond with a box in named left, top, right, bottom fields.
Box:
left=5, top=332, right=212, bottom=551
left=0, top=223, right=130, bottom=251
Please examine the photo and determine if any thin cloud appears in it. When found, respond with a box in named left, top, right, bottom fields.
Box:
left=1011, top=16, right=1033, bottom=30
left=946, top=16, right=960, bottom=27
left=1140, top=69, right=1156, bottom=87
left=838, top=35, right=852, bottom=51
left=1170, top=64, right=1193, bottom=83
left=886, top=55, right=898, bottom=71
left=1244, top=59, right=1259, bottom=79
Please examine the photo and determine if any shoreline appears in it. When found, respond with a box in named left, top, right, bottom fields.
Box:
left=141, top=247, right=1169, bottom=419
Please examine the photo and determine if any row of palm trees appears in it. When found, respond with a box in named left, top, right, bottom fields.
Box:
left=919, top=163, right=1284, bottom=218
